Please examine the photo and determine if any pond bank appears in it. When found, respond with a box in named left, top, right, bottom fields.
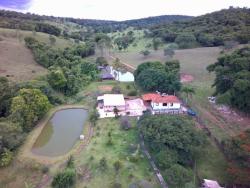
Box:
left=17, top=105, right=91, bottom=165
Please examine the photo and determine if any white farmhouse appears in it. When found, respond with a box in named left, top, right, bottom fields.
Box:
left=142, top=93, right=181, bottom=114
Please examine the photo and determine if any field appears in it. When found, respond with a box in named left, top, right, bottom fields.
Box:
left=75, top=118, right=160, bottom=188
left=0, top=37, right=47, bottom=82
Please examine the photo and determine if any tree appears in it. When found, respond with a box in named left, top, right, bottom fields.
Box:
left=113, top=160, right=122, bottom=172
left=136, top=69, right=181, bottom=94
left=207, top=47, right=250, bottom=112
left=113, top=107, right=119, bottom=117
left=120, top=116, right=131, bottom=130
left=134, top=61, right=164, bottom=79
left=138, top=115, right=206, bottom=165
left=49, top=35, right=56, bottom=46
left=96, top=57, right=108, bottom=66
left=66, top=156, right=74, bottom=168
left=165, top=60, right=180, bottom=75
left=48, top=68, right=67, bottom=91
left=89, top=108, right=99, bottom=126
left=99, top=157, right=108, bottom=171
left=181, top=86, right=195, bottom=103
left=140, top=50, right=150, bottom=57
left=223, top=40, right=238, bottom=50
left=0, top=149, right=13, bottom=167
left=95, top=33, right=112, bottom=56
left=152, top=38, right=162, bottom=50
left=164, top=164, right=193, bottom=187
left=0, top=77, right=12, bottom=117
left=175, top=33, right=197, bottom=49
left=164, top=48, right=175, bottom=58
left=10, top=89, right=51, bottom=131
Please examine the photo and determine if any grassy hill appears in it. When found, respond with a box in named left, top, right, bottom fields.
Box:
left=0, top=27, right=74, bottom=82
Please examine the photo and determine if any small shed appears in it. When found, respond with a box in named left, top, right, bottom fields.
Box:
left=100, top=73, right=114, bottom=80
left=202, top=179, right=223, bottom=188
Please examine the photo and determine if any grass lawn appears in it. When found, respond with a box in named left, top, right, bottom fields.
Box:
left=196, top=139, right=230, bottom=186
left=75, top=118, right=160, bottom=188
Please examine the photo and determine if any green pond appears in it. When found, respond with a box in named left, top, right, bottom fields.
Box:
left=32, top=108, right=88, bottom=157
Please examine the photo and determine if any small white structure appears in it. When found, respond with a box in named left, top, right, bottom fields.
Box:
left=142, top=93, right=181, bottom=114
left=202, top=179, right=223, bottom=188
left=110, top=66, right=135, bottom=82
left=80, top=135, right=84, bottom=140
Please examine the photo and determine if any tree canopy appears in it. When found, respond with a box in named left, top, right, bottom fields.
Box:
left=10, top=88, right=51, bottom=131
left=135, top=61, right=181, bottom=94
left=207, top=47, right=250, bottom=113
left=138, top=115, right=205, bottom=187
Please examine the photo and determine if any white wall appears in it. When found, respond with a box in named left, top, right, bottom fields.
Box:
left=151, top=102, right=181, bottom=110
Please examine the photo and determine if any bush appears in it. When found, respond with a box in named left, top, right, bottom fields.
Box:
left=99, top=157, right=108, bottom=171
left=41, top=166, right=49, bottom=174
left=120, top=116, right=132, bottom=130
left=112, top=85, right=122, bottom=94
left=66, top=155, right=74, bottom=168
left=0, top=149, right=13, bottom=167
left=113, top=160, right=122, bottom=172
left=52, top=168, right=76, bottom=188
left=127, top=90, right=137, bottom=96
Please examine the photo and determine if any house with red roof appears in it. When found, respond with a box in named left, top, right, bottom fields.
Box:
left=142, top=93, right=181, bottom=114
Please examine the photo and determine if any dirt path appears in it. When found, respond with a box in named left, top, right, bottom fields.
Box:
left=196, top=105, right=235, bottom=137
left=139, top=133, right=168, bottom=188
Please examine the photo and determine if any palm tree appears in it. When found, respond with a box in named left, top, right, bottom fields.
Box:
left=181, top=86, right=195, bottom=104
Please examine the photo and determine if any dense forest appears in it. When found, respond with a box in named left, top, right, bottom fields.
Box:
left=0, top=9, right=191, bottom=33
left=207, top=47, right=250, bottom=113
left=148, top=7, right=250, bottom=48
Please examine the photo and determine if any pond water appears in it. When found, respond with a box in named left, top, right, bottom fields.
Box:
left=32, top=108, right=88, bottom=157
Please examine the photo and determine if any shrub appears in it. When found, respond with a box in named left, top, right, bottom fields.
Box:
left=112, top=85, right=122, bottom=94
left=120, top=116, right=132, bottom=130
left=113, top=160, right=122, bottom=172
left=99, top=157, right=108, bottom=171
left=41, top=166, right=49, bottom=174
left=66, top=155, right=74, bottom=168
left=0, top=149, right=13, bottom=167
left=52, top=168, right=76, bottom=188
left=127, top=90, right=137, bottom=96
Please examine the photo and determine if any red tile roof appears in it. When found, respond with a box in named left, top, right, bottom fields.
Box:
left=142, top=93, right=180, bottom=103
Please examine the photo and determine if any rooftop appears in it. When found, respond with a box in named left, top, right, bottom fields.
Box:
left=102, top=94, right=125, bottom=106
left=142, top=93, right=180, bottom=103
left=203, top=179, right=223, bottom=188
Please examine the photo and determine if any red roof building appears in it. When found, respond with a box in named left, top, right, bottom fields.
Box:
left=142, top=93, right=181, bottom=114
left=142, top=93, right=180, bottom=103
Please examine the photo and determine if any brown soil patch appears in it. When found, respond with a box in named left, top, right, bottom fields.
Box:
left=215, top=105, right=250, bottom=133
left=181, top=73, right=194, bottom=83
left=0, top=37, right=47, bottom=82
left=98, top=85, right=113, bottom=92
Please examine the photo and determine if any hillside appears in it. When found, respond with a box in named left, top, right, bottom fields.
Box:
left=0, top=37, right=47, bottom=82
left=0, top=9, right=192, bottom=33
left=149, top=7, right=250, bottom=47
